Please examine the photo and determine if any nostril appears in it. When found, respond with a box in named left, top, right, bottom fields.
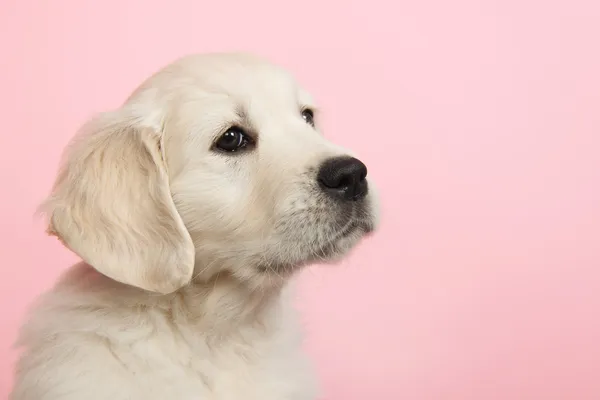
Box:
left=337, top=175, right=354, bottom=190
left=318, top=174, right=342, bottom=189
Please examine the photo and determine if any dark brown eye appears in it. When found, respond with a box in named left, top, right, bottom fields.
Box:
left=214, top=127, right=251, bottom=152
left=302, top=109, right=315, bottom=127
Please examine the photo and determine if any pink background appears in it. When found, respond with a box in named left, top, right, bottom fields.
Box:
left=1, top=0, right=599, bottom=398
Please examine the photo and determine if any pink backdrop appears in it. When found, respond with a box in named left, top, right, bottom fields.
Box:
left=1, top=1, right=599, bottom=398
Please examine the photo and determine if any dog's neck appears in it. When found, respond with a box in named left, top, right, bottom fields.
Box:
left=175, top=272, right=287, bottom=332
left=59, top=262, right=290, bottom=336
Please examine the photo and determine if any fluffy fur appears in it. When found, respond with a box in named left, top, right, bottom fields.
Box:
left=10, top=53, right=379, bottom=400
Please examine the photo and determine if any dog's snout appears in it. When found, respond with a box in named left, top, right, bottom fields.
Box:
left=317, top=156, right=368, bottom=201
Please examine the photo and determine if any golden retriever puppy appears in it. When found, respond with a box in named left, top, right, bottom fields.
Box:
left=10, top=52, right=379, bottom=400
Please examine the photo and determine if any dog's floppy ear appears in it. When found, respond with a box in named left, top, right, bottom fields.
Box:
left=42, top=108, right=195, bottom=294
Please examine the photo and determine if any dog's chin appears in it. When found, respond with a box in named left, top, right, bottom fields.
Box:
left=244, top=195, right=378, bottom=291
left=312, top=220, right=374, bottom=262
left=258, top=218, right=373, bottom=276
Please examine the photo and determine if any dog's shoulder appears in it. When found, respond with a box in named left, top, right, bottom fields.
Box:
left=11, top=265, right=316, bottom=400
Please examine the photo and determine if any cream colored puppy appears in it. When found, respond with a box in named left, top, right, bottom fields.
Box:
left=10, top=53, right=379, bottom=400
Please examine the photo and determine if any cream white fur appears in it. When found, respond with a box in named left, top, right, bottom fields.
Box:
left=10, top=53, right=379, bottom=400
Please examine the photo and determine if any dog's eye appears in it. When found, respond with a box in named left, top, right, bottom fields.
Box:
left=214, top=127, right=252, bottom=152
left=301, top=109, right=315, bottom=127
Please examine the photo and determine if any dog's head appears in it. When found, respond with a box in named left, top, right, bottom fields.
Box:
left=43, top=53, right=379, bottom=293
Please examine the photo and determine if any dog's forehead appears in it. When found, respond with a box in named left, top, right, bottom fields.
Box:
left=161, top=53, right=313, bottom=106
left=130, top=54, right=316, bottom=132
left=205, top=63, right=308, bottom=103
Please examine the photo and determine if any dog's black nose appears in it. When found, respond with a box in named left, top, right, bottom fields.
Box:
left=317, top=156, right=368, bottom=201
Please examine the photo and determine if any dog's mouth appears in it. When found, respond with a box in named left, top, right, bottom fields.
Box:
left=311, top=216, right=372, bottom=260
left=258, top=206, right=375, bottom=276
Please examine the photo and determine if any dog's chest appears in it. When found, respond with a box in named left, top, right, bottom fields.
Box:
left=115, top=321, right=315, bottom=400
